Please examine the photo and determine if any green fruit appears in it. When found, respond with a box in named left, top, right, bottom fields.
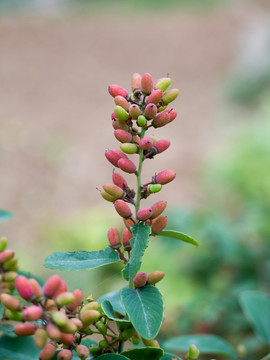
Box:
left=120, top=143, right=138, bottom=154
left=114, top=106, right=129, bottom=122
left=137, top=115, right=147, bottom=127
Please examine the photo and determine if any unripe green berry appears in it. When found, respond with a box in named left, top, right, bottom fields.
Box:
left=55, top=292, right=75, bottom=307
left=188, top=344, right=200, bottom=360
left=34, top=328, right=48, bottom=349
left=60, top=320, right=77, bottom=334
left=114, top=105, right=129, bottom=122
left=103, top=183, right=124, bottom=199
left=3, top=271, right=18, bottom=282
left=98, top=340, right=107, bottom=350
left=120, top=326, right=136, bottom=340
left=101, top=190, right=117, bottom=203
left=5, top=309, right=23, bottom=321
left=51, top=311, right=68, bottom=327
left=155, top=77, right=172, bottom=92
left=120, top=143, right=138, bottom=154
left=162, top=88, right=179, bottom=104
left=95, top=321, right=107, bottom=335
left=137, top=115, right=147, bottom=127
left=0, top=237, right=8, bottom=252
left=80, top=309, right=100, bottom=325
left=147, top=184, right=162, bottom=194
left=147, top=271, right=165, bottom=285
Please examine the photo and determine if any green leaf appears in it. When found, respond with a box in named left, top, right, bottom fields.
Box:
left=43, top=247, right=120, bottom=270
left=0, top=324, right=17, bottom=337
left=162, top=352, right=182, bottom=360
left=156, top=230, right=199, bottom=247
left=122, top=223, right=151, bottom=281
left=0, top=210, right=14, bottom=223
left=0, top=336, right=40, bottom=360
left=97, top=355, right=129, bottom=360
left=121, top=285, right=163, bottom=340
left=101, top=300, right=130, bottom=323
left=98, top=290, right=126, bottom=316
left=239, top=290, right=270, bottom=344
left=121, top=347, right=164, bottom=360
left=81, top=337, right=98, bottom=347
left=163, top=335, right=236, bottom=359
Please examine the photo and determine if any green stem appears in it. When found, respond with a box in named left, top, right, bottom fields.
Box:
left=135, top=127, right=146, bottom=216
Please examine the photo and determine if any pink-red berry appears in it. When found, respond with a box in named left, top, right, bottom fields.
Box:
left=154, top=170, right=176, bottom=185
left=114, top=200, right=132, bottom=219
left=108, top=85, right=128, bottom=98
left=133, top=272, right=148, bottom=288
left=118, top=158, right=136, bottom=173
left=151, top=215, right=168, bottom=234
left=141, top=73, right=153, bottom=95
left=15, top=275, right=34, bottom=300
left=137, top=207, right=153, bottom=221
left=108, top=228, right=121, bottom=249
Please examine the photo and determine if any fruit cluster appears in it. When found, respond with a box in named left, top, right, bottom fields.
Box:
left=0, top=236, right=18, bottom=295
left=102, top=72, right=178, bottom=255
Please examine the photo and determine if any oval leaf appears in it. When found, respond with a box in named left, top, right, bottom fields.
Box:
left=0, top=210, right=14, bottom=223
left=239, top=290, right=270, bottom=344
left=163, top=335, right=236, bottom=359
left=98, top=290, right=126, bottom=316
left=122, top=223, right=151, bottom=281
left=101, top=300, right=130, bottom=323
left=97, top=355, right=129, bottom=360
left=121, top=347, right=164, bottom=360
left=121, top=285, right=163, bottom=340
left=156, top=230, right=199, bottom=247
left=162, top=352, right=182, bottom=360
left=43, top=247, right=120, bottom=270
left=0, top=336, right=40, bottom=360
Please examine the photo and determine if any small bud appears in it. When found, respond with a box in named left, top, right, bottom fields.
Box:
left=143, top=338, right=160, bottom=347
left=154, top=169, right=176, bottom=185
left=120, top=143, right=138, bottom=154
left=0, top=236, right=8, bottom=252
left=152, top=112, right=170, bottom=128
left=114, top=129, right=132, bottom=143
left=131, top=73, right=141, bottom=91
left=141, top=73, right=153, bottom=95
left=43, top=275, right=62, bottom=298
left=22, top=305, right=43, bottom=321
left=28, top=278, right=42, bottom=298
left=14, top=323, right=37, bottom=337
left=0, top=249, right=14, bottom=263
left=0, top=293, right=22, bottom=311
left=139, top=137, right=154, bottom=151
left=162, top=88, right=179, bottom=104
left=80, top=309, right=100, bottom=325
left=188, top=344, right=200, bottom=360
left=60, top=333, right=75, bottom=346
left=144, top=104, right=157, bottom=120
left=114, top=95, right=130, bottom=111
left=39, top=342, right=57, bottom=360
left=103, top=183, right=124, bottom=199
left=35, top=328, right=48, bottom=349
left=46, top=323, right=61, bottom=340
left=112, top=172, right=128, bottom=190
left=137, top=115, right=147, bottom=127
left=123, top=216, right=135, bottom=229
left=147, top=89, right=163, bottom=105
left=57, top=349, right=73, bottom=360
left=114, top=200, right=132, bottom=219
left=118, top=158, right=136, bottom=173
left=151, top=201, right=167, bottom=219
left=107, top=228, right=121, bottom=249
left=129, top=104, right=142, bottom=119
left=133, top=272, right=148, bottom=288
left=105, top=149, right=127, bottom=167
left=15, top=275, right=34, bottom=300
left=154, top=77, right=172, bottom=92
left=147, top=270, right=165, bottom=285
left=101, top=190, right=117, bottom=203
left=76, top=344, right=89, bottom=359
left=51, top=311, right=69, bottom=327
left=108, top=85, right=128, bottom=98
left=55, top=292, right=75, bottom=307
left=151, top=216, right=168, bottom=234
left=147, top=184, right=162, bottom=194
left=114, top=105, right=129, bottom=122
left=152, top=139, right=170, bottom=154
left=122, top=228, right=133, bottom=250
left=137, top=207, right=152, bottom=221
left=66, top=289, right=84, bottom=311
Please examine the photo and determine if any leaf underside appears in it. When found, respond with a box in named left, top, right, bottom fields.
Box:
left=156, top=230, right=199, bottom=246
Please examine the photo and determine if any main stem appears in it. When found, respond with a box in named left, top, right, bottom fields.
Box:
left=135, top=127, right=146, bottom=216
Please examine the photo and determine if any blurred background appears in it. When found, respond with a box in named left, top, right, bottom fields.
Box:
left=1, top=0, right=270, bottom=358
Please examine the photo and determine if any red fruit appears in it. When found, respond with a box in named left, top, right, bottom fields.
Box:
left=29, top=278, right=43, bottom=298
left=122, top=228, right=133, bottom=250
left=39, top=342, right=57, bottom=360
left=0, top=293, right=22, bottom=311
left=118, top=158, right=136, bottom=173
left=76, top=344, right=90, bottom=359
left=141, top=73, right=153, bottom=95
left=144, top=103, right=157, bottom=120
left=105, top=149, right=127, bottom=167
left=123, top=216, right=135, bottom=228
left=103, top=183, right=124, bottom=199
left=152, top=111, right=170, bottom=128
left=60, top=333, right=75, bottom=346
left=112, top=118, right=129, bottom=131
left=57, top=349, right=73, bottom=360
left=165, top=108, right=177, bottom=122
left=46, top=323, right=61, bottom=340
left=112, top=172, right=128, bottom=190
left=131, top=73, right=141, bottom=91
left=107, top=228, right=121, bottom=249
left=43, top=275, right=62, bottom=298
left=114, top=200, right=132, bottom=219
left=53, top=280, right=67, bottom=298
left=147, top=89, right=163, bottom=104
left=151, top=201, right=167, bottom=219
left=114, top=129, right=133, bottom=143
left=114, top=95, right=130, bottom=111
left=137, top=207, right=153, bottom=221
left=15, top=275, right=34, bottom=300
left=151, top=215, right=168, bottom=234
left=66, top=289, right=84, bottom=311
left=0, top=249, right=14, bottom=263
left=108, top=84, right=128, bottom=98
left=152, top=139, right=170, bottom=154
left=34, top=328, right=48, bottom=349
left=154, top=170, right=176, bottom=185
left=14, top=323, right=37, bottom=337
left=22, top=305, right=43, bottom=321
left=139, top=137, right=154, bottom=151
left=133, top=272, right=148, bottom=288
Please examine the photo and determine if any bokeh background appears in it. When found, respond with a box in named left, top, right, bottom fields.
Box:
left=1, top=0, right=270, bottom=358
